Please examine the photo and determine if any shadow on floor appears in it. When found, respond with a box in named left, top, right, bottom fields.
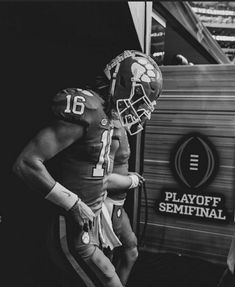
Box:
left=127, top=251, right=225, bottom=287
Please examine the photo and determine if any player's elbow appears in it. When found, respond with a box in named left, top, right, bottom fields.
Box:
left=13, top=156, right=26, bottom=178
left=12, top=155, right=36, bottom=179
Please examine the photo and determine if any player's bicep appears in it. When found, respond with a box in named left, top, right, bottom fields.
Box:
left=23, top=120, right=84, bottom=162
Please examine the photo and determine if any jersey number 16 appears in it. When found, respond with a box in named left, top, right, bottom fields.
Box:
left=64, top=95, right=85, bottom=115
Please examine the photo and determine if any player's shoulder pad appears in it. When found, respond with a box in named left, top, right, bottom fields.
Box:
left=52, top=88, right=104, bottom=124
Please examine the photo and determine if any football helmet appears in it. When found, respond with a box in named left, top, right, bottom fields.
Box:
left=104, top=50, right=162, bottom=135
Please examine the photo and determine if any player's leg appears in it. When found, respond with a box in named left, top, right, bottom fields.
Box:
left=217, top=234, right=235, bottom=287
left=82, top=245, right=124, bottom=287
left=112, top=206, right=138, bottom=286
left=65, top=215, right=124, bottom=287
left=217, top=268, right=235, bottom=287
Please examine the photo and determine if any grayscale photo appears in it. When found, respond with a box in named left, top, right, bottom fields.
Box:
left=1, top=1, right=235, bottom=287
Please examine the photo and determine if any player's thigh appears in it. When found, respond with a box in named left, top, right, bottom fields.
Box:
left=63, top=217, right=122, bottom=286
left=83, top=246, right=116, bottom=280
left=112, top=206, right=137, bottom=248
left=76, top=245, right=123, bottom=286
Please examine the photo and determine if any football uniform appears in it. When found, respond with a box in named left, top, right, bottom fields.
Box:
left=52, top=88, right=113, bottom=214
left=15, top=50, right=162, bottom=287
left=105, top=119, right=138, bottom=283
left=49, top=88, right=122, bottom=286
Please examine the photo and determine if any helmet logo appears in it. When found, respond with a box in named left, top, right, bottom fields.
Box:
left=131, top=63, right=146, bottom=81
left=147, top=70, right=156, bottom=77
left=131, top=58, right=157, bottom=83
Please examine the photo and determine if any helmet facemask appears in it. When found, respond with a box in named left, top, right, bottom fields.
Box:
left=117, top=82, right=156, bottom=135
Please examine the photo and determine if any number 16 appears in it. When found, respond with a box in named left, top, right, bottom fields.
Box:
left=64, top=95, right=85, bottom=115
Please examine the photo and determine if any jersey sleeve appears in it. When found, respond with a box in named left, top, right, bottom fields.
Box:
left=51, top=88, right=98, bottom=126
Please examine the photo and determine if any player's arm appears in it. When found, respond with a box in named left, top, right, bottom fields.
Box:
left=13, top=120, right=95, bottom=225
left=107, top=172, right=145, bottom=191
left=13, top=120, right=82, bottom=195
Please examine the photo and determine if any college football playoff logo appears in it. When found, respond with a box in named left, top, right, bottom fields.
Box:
left=171, top=133, right=218, bottom=190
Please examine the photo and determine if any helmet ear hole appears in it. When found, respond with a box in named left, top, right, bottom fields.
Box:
left=150, top=82, right=156, bottom=92
left=120, top=75, right=126, bottom=88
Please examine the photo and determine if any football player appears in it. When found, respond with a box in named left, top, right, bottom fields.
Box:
left=101, top=51, right=163, bottom=286
left=13, top=50, right=162, bottom=287
left=106, top=120, right=135, bottom=286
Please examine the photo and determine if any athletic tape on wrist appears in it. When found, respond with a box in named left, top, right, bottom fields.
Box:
left=129, top=174, right=139, bottom=189
left=45, top=182, right=78, bottom=211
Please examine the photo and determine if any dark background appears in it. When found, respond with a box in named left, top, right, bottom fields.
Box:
left=1, top=2, right=140, bottom=286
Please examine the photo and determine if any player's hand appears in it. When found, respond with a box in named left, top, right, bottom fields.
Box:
left=69, top=199, right=95, bottom=227
left=128, top=172, right=145, bottom=186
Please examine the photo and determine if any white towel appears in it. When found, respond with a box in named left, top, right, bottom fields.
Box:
left=98, top=203, right=122, bottom=250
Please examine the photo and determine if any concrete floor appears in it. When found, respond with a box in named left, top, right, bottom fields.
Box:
left=127, top=251, right=226, bottom=287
